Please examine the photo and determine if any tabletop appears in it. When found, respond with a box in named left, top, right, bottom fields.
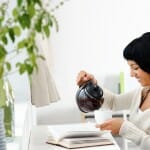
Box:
left=29, top=125, right=120, bottom=150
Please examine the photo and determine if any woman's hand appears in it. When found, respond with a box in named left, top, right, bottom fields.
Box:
left=76, top=70, right=97, bottom=86
left=96, top=118, right=124, bottom=135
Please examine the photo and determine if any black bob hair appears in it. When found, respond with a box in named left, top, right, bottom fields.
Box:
left=123, top=32, right=150, bottom=73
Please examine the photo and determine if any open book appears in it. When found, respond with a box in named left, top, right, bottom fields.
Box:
left=46, top=123, right=114, bottom=149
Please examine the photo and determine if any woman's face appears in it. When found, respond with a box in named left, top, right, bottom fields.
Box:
left=127, top=60, right=150, bottom=86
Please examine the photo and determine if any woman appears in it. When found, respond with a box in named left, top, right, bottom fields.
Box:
left=76, top=32, right=150, bottom=149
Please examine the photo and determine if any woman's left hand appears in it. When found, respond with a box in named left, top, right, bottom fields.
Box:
left=96, top=118, right=124, bottom=135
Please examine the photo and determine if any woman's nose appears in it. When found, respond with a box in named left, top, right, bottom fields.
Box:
left=130, top=69, right=136, bottom=77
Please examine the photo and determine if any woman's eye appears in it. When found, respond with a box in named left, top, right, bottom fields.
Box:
left=133, top=67, right=139, bottom=70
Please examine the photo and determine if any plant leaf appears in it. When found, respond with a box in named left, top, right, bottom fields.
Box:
left=18, top=13, right=31, bottom=29
left=5, top=62, right=11, bottom=71
left=12, top=8, right=18, bottom=18
left=25, top=63, right=33, bottom=74
left=43, top=25, right=50, bottom=37
left=49, top=17, right=53, bottom=27
left=17, top=63, right=26, bottom=74
left=17, top=39, right=27, bottom=49
left=27, top=3, right=35, bottom=18
left=35, top=17, right=42, bottom=32
left=0, top=65, right=4, bottom=79
left=8, top=28, right=15, bottom=42
left=27, top=0, right=31, bottom=5
left=17, top=0, right=23, bottom=6
left=16, top=62, right=21, bottom=67
left=0, top=44, right=7, bottom=59
left=13, top=26, right=21, bottom=36
left=0, top=16, right=4, bottom=26
left=27, top=46, right=34, bottom=54
left=0, top=26, right=8, bottom=35
left=1, top=36, right=8, bottom=45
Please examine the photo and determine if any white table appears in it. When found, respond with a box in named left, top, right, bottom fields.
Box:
left=29, top=125, right=120, bottom=150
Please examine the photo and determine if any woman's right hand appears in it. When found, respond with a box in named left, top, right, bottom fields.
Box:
left=76, top=70, right=97, bottom=87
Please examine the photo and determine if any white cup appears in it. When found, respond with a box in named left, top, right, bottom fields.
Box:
left=94, top=110, right=112, bottom=124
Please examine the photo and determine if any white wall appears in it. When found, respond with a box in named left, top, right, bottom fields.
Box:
left=7, top=0, right=150, bottom=124
left=48, top=0, right=150, bottom=103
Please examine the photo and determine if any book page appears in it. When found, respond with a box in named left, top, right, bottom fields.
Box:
left=47, top=132, right=114, bottom=149
left=48, top=123, right=101, bottom=142
left=59, top=137, right=113, bottom=148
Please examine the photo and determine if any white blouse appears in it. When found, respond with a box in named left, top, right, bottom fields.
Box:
left=101, top=87, right=150, bottom=150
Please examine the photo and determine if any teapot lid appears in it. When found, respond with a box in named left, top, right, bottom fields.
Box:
left=85, top=81, right=103, bottom=100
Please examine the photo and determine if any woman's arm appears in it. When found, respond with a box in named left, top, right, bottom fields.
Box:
left=96, top=118, right=150, bottom=149
left=101, top=88, right=141, bottom=111
left=119, top=120, right=150, bottom=150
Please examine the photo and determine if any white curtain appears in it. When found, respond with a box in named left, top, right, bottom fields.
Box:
left=31, top=34, right=60, bottom=107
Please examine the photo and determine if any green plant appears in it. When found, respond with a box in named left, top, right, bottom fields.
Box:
left=0, top=0, right=69, bottom=137
left=0, top=0, right=59, bottom=78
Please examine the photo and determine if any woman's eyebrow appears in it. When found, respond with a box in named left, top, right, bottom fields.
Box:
left=131, top=64, right=138, bottom=67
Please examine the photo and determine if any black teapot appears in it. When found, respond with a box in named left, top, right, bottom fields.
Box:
left=76, top=81, right=104, bottom=113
